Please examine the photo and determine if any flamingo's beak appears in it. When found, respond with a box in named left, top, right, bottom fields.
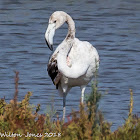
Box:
left=45, top=23, right=55, bottom=51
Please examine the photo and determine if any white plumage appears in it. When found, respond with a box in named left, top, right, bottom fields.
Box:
left=45, top=11, right=99, bottom=120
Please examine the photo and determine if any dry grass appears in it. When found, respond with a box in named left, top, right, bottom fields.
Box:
left=0, top=71, right=140, bottom=140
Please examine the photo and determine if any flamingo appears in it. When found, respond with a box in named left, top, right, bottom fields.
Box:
left=45, top=11, right=99, bottom=120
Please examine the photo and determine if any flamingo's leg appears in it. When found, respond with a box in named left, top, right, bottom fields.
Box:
left=63, top=94, right=66, bottom=121
left=80, top=86, right=86, bottom=104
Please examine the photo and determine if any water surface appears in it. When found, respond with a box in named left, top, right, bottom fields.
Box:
left=0, top=0, right=140, bottom=131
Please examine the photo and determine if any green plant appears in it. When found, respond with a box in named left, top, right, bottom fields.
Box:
left=0, top=72, right=140, bottom=140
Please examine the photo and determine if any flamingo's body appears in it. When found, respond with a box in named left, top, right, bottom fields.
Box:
left=45, top=11, right=99, bottom=120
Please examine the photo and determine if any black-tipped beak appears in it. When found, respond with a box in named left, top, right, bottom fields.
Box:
left=45, top=23, right=55, bottom=51
left=45, top=39, right=53, bottom=51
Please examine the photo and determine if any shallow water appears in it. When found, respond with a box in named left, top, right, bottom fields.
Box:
left=0, top=0, right=140, bottom=131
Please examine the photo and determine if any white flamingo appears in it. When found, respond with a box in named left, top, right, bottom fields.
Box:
left=45, top=11, right=99, bottom=120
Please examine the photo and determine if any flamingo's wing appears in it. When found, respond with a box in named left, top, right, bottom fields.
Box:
left=57, top=39, right=99, bottom=79
left=47, top=54, right=62, bottom=89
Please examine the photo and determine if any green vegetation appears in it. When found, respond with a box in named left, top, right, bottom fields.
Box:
left=0, top=72, right=140, bottom=140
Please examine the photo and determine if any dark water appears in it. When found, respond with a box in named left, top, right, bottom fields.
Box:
left=0, top=0, right=140, bottom=131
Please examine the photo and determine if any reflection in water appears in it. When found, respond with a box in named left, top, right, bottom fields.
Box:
left=0, top=0, right=140, bottom=131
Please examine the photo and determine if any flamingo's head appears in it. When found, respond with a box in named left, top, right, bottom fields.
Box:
left=45, top=11, right=67, bottom=51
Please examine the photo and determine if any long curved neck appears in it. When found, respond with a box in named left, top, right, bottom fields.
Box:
left=65, top=14, right=75, bottom=40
